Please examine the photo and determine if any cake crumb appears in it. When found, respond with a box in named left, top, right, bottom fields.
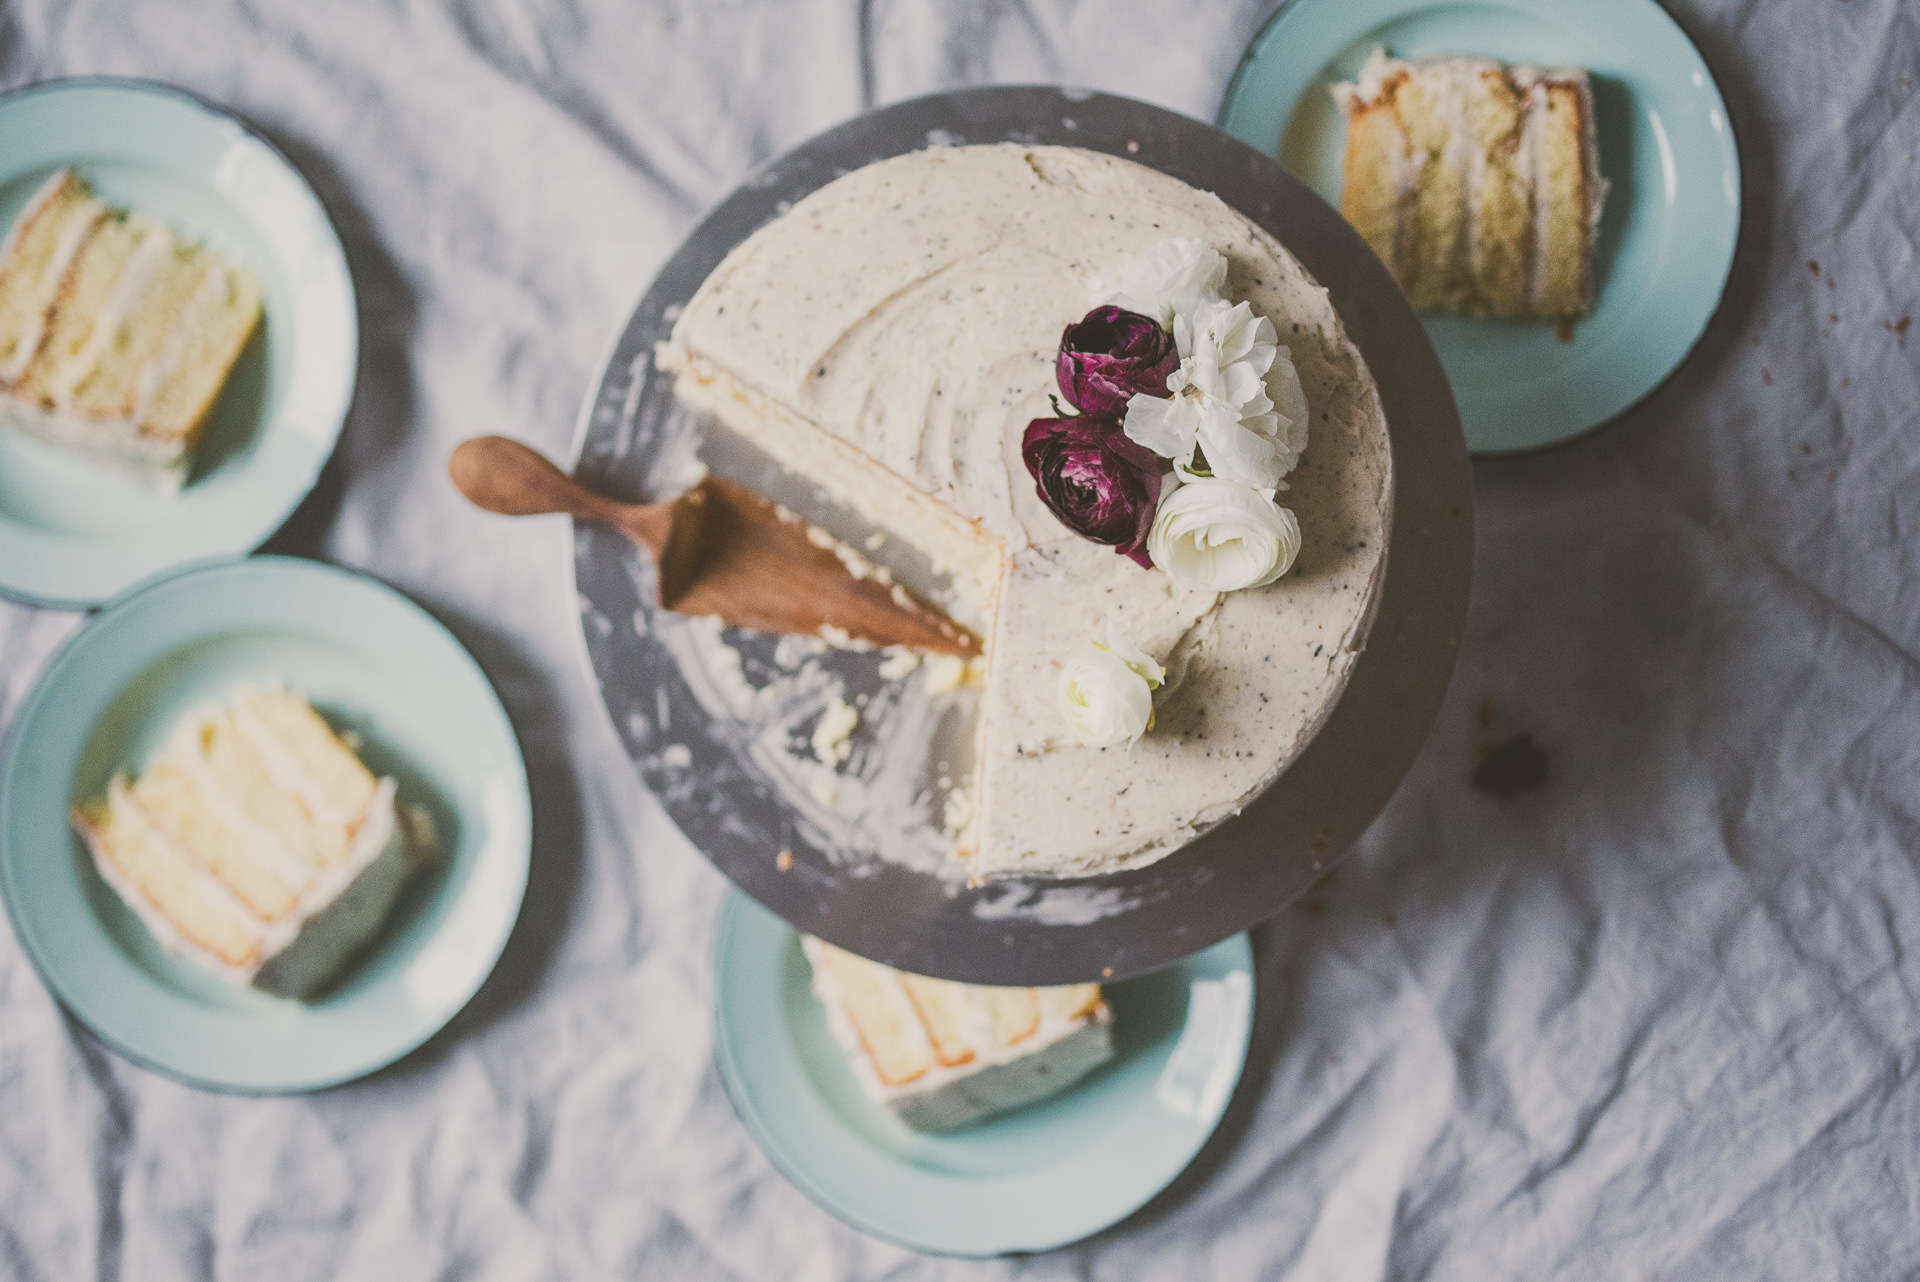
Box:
left=773, top=633, right=828, bottom=669
left=811, top=698, right=860, bottom=768
left=817, top=624, right=873, bottom=651
left=776, top=850, right=794, bottom=871
left=942, top=785, right=975, bottom=835
left=924, top=654, right=968, bottom=693
left=877, top=648, right=921, bottom=681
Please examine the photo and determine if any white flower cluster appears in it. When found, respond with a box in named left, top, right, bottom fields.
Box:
left=1101, top=238, right=1308, bottom=593
left=1058, top=626, right=1165, bottom=748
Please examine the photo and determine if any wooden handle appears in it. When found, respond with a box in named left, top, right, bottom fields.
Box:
left=449, top=435, right=678, bottom=557
left=448, top=435, right=609, bottom=519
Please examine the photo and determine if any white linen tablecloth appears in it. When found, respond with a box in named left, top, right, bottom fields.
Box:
left=2, top=2, right=1916, bottom=1276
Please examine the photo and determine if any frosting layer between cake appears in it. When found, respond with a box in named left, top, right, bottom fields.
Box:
left=661, top=144, right=1392, bottom=879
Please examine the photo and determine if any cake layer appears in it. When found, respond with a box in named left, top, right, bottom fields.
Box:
left=664, top=349, right=1009, bottom=631
left=803, top=936, right=1113, bottom=1132
left=661, top=144, right=1392, bottom=878
left=0, top=170, right=105, bottom=383
left=1333, top=49, right=1607, bottom=320
left=71, top=684, right=424, bottom=999
left=0, top=169, right=262, bottom=490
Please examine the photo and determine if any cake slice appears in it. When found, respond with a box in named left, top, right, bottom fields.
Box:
left=802, top=936, right=1114, bottom=1131
left=0, top=169, right=263, bottom=490
left=72, top=683, right=432, bottom=999
left=1332, top=48, right=1608, bottom=320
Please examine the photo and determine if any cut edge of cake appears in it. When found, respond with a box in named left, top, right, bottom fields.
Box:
left=654, top=344, right=1010, bottom=632
left=1333, top=47, right=1608, bottom=320
left=0, top=168, right=264, bottom=492
left=70, top=682, right=431, bottom=999
left=801, top=935, right=1114, bottom=1132
left=655, top=343, right=1012, bottom=860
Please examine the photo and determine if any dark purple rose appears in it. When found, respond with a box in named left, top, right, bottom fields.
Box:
left=1056, top=305, right=1178, bottom=417
left=1021, top=414, right=1163, bottom=568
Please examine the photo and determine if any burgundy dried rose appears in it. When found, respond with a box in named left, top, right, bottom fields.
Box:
left=1021, top=414, right=1164, bottom=567
left=1056, top=305, right=1179, bottom=417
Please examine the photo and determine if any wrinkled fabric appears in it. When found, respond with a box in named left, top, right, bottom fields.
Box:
left=2, top=1, right=1917, bottom=1277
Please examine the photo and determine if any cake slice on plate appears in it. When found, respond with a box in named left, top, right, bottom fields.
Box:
left=0, top=168, right=263, bottom=490
left=72, top=683, right=432, bottom=999
left=803, top=936, right=1114, bottom=1132
left=1333, top=48, right=1608, bottom=319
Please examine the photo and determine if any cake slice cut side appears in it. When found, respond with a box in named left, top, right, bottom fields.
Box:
left=1468, top=67, right=1533, bottom=318
left=659, top=347, right=1010, bottom=632
left=1338, top=91, right=1414, bottom=284
left=0, top=170, right=264, bottom=489
left=1334, top=49, right=1607, bottom=320
left=75, top=779, right=267, bottom=973
left=1397, top=58, right=1490, bottom=312
left=809, top=939, right=939, bottom=1087
left=137, top=260, right=263, bottom=447
left=0, top=170, right=106, bottom=384
left=71, top=684, right=427, bottom=999
left=1529, top=78, right=1602, bottom=318
left=803, top=936, right=1114, bottom=1132
left=897, top=972, right=984, bottom=1068
left=128, top=753, right=303, bottom=922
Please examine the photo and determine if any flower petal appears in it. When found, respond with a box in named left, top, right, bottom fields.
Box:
left=1147, top=476, right=1301, bottom=591
left=1123, top=392, right=1197, bottom=464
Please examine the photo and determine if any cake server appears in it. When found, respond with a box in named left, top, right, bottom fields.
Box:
left=449, top=435, right=981, bottom=656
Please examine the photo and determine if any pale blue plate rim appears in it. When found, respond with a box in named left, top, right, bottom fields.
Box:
left=712, top=892, right=1256, bottom=1257
left=1218, top=0, right=1742, bottom=454
left=0, top=555, right=531, bottom=1094
left=0, top=76, right=358, bottom=610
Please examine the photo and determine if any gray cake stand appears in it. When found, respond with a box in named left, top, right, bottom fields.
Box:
left=571, top=86, right=1472, bottom=986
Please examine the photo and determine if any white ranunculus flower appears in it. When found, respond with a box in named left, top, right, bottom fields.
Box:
left=1147, top=475, right=1302, bottom=592
left=1262, top=343, right=1311, bottom=480
left=1124, top=298, right=1295, bottom=491
left=1057, top=627, right=1165, bottom=748
left=1094, top=238, right=1228, bottom=330
left=1096, top=624, right=1165, bottom=688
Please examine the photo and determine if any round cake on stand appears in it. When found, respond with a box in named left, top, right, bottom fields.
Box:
left=573, top=87, right=1472, bottom=986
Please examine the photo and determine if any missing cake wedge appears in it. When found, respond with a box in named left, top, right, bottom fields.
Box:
left=1333, top=48, right=1608, bottom=320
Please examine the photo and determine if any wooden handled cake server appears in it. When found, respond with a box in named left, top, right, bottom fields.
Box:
left=448, top=435, right=981, bottom=657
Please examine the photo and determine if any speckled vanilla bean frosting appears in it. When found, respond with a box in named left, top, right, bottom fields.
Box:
left=658, top=144, right=1392, bottom=879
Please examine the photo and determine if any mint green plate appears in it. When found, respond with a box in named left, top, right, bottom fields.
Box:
left=1219, top=0, right=1740, bottom=453
left=0, top=80, right=356, bottom=607
left=713, top=893, right=1255, bottom=1256
left=0, top=557, right=529, bottom=1093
